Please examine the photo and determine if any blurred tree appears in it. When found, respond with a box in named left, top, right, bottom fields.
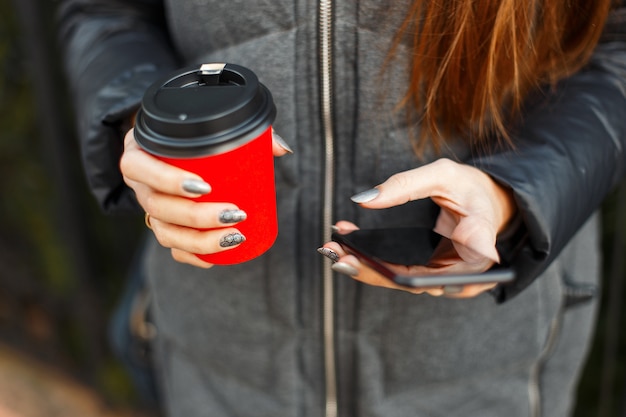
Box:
left=574, top=183, right=626, bottom=417
left=0, top=0, right=146, bottom=409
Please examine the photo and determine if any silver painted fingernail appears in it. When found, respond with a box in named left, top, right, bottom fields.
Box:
left=272, top=131, right=294, bottom=154
left=220, top=232, right=246, bottom=247
left=182, top=179, right=211, bottom=195
left=332, top=262, right=359, bottom=276
left=219, top=209, right=247, bottom=224
left=350, top=188, right=380, bottom=203
left=443, top=285, right=464, bottom=295
left=331, top=225, right=340, bottom=232
left=317, top=247, right=340, bottom=262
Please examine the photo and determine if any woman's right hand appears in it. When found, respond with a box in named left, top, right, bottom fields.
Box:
left=120, top=128, right=292, bottom=268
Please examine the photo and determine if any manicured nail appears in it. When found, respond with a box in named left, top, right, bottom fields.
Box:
left=317, top=247, right=340, bottom=262
left=350, top=188, right=380, bottom=204
left=331, top=225, right=340, bottom=232
left=272, top=131, right=294, bottom=154
left=443, top=285, right=464, bottom=295
left=182, top=179, right=211, bottom=195
left=220, top=232, right=246, bottom=247
left=219, top=209, right=247, bottom=224
left=332, top=262, right=359, bottom=276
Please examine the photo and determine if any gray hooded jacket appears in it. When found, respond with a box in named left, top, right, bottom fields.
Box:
left=58, top=1, right=626, bottom=416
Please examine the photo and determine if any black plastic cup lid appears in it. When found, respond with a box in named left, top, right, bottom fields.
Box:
left=134, top=63, right=276, bottom=158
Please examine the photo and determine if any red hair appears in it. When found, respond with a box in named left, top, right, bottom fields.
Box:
left=393, top=0, right=613, bottom=153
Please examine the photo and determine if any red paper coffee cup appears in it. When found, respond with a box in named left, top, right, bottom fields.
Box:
left=134, top=63, right=277, bottom=264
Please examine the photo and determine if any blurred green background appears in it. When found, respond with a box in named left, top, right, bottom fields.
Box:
left=0, top=0, right=625, bottom=416
left=0, top=0, right=146, bottom=413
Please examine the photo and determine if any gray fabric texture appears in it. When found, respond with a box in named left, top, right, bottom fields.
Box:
left=144, top=1, right=603, bottom=416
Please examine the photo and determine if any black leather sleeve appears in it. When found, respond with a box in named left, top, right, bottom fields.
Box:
left=472, top=16, right=626, bottom=301
left=57, top=0, right=179, bottom=213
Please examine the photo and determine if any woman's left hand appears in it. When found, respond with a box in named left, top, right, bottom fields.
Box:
left=320, top=158, right=517, bottom=298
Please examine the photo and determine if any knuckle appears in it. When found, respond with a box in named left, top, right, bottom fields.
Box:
left=186, top=207, right=207, bottom=228
left=433, top=158, right=458, bottom=176
left=142, top=195, right=159, bottom=217
left=119, top=155, right=128, bottom=172
left=172, top=249, right=214, bottom=269
left=119, top=156, right=132, bottom=178
left=154, top=232, right=172, bottom=248
left=171, top=248, right=187, bottom=263
left=434, top=157, right=454, bottom=167
left=386, top=172, right=418, bottom=204
left=119, top=147, right=139, bottom=175
left=181, top=229, right=215, bottom=254
left=188, top=239, right=208, bottom=255
left=175, top=205, right=203, bottom=229
left=387, top=172, right=410, bottom=189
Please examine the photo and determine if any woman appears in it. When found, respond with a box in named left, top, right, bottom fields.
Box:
left=58, top=1, right=626, bottom=416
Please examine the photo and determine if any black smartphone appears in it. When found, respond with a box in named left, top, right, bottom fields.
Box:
left=331, top=227, right=515, bottom=288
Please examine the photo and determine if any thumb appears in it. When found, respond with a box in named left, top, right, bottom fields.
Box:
left=449, top=216, right=500, bottom=264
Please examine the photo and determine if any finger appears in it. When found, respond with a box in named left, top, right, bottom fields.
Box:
left=424, top=288, right=446, bottom=297
left=317, top=242, right=348, bottom=262
left=333, top=220, right=359, bottom=233
left=171, top=248, right=214, bottom=268
left=325, top=242, right=347, bottom=256
left=332, top=255, right=429, bottom=295
left=351, top=158, right=465, bottom=209
left=317, top=222, right=360, bottom=261
left=331, top=250, right=497, bottom=298
left=137, top=190, right=246, bottom=229
left=450, top=216, right=500, bottom=263
left=149, top=218, right=245, bottom=255
left=121, top=129, right=211, bottom=198
left=272, top=130, right=293, bottom=156
left=332, top=255, right=390, bottom=287
left=442, top=282, right=497, bottom=299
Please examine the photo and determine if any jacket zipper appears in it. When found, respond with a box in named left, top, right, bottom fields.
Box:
left=319, top=0, right=337, bottom=416
left=528, top=304, right=565, bottom=417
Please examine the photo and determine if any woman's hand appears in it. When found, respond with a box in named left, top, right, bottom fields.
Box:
left=120, top=128, right=292, bottom=268
left=320, top=158, right=517, bottom=298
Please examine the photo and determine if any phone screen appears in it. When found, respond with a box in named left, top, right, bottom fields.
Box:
left=331, top=227, right=514, bottom=288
